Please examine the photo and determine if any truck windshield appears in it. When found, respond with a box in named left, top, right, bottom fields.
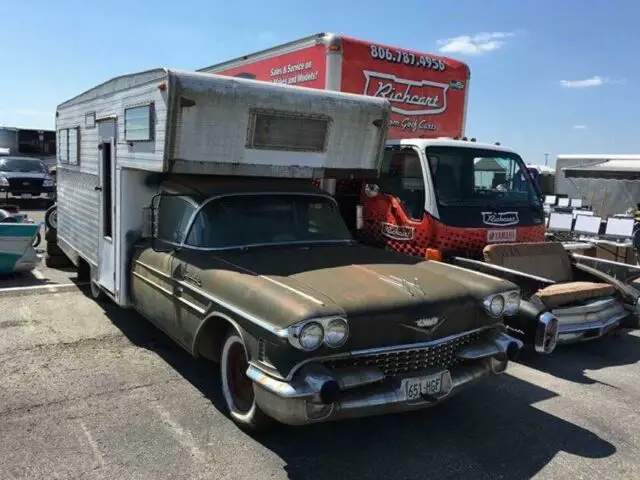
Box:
left=185, top=194, right=353, bottom=249
left=425, top=146, right=541, bottom=208
left=0, top=157, right=47, bottom=173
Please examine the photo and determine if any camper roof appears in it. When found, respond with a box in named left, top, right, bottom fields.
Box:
left=57, top=68, right=390, bottom=179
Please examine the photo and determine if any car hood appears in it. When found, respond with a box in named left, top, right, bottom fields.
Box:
left=200, top=245, right=517, bottom=340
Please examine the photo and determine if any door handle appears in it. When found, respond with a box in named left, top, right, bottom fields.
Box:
left=94, top=186, right=103, bottom=191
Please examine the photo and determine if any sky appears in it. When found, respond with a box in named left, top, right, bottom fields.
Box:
left=1, top=0, right=638, bottom=166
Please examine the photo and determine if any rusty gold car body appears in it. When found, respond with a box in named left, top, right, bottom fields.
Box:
left=130, top=176, right=524, bottom=426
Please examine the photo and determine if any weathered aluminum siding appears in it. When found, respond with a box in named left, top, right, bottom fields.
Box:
left=169, top=71, right=390, bottom=176
left=55, top=69, right=169, bottom=265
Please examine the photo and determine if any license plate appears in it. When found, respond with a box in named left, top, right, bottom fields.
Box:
left=404, top=372, right=446, bottom=401
left=20, top=193, right=32, bottom=199
left=487, top=229, right=516, bottom=243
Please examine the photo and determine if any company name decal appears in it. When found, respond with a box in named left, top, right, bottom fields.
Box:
left=363, top=71, right=449, bottom=117
left=481, top=212, right=520, bottom=227
left=381, top=222, right=415, bottom=241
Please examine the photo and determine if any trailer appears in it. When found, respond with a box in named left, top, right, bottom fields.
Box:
left=53, top=67, right=526, bottom=430
left=200, top=32, right=470, bottom=140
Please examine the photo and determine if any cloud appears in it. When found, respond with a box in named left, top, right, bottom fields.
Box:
left=560, top=76, right=605, bottom=88
left=572, top=125, right=587, bottom=129
left=437, top=31, right=517, bottom=55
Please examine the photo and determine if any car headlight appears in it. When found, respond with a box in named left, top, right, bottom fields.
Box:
left=43, top=178, right=55, bottom=187
left=503, top=291, right=521, bottom=316
left=484, top=294, right=505, bottom=317
left=324, top=318, right=349, bottom=347
left=298, top=322, right=324, bottom=351
left=0, top=175, right=8, bottom=187
left=288, top=317, right=349, bottom=351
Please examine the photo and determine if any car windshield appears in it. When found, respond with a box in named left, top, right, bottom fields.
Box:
left=0, top=157, right=46, bottom=173
left=185, top=194, right=353, bottom=249
left=425, top=146, right=541, bottom=208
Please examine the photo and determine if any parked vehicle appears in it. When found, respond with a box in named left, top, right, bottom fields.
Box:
left=0, top=156, right=56, bottom=206
left=0, top=206, right=41, bottom=274
left=54, top=68, right=527, bottom=430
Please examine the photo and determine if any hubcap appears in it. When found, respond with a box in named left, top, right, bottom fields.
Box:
left=226, top=342, right=254, bottom=413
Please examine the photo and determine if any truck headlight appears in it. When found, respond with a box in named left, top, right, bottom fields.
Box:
left=298, top=322, right=324, bottom=351
left=288, top=317, right=350, bottom=351
left=43, top=178, right=55, bottom=187
left=0, top=176, right=8, bottom=187
left=324, top=318, right=349, bottom=347
left=484, top=294, right=505, bottom=317
left=504, top=291, right=521, bottom=316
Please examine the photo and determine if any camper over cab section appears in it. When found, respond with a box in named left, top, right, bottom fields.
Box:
left=359, top=138, right=546, bottom=259
left=55, top=67, right=525, bottom=431
left=199, top=32, right=470, bottom=140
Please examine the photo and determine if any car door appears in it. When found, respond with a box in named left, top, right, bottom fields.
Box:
left=132, top=193, right=197, bottom=346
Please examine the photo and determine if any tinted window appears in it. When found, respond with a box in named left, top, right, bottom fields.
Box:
left=378, top=149, right=426, bottom=220
left=185, top=194, right=352, bottom=248
left=0, top=157, right=46, bottom=173
left=426, top=146, right=541, bottom=207
left=157, top=195, right=196, bottom=244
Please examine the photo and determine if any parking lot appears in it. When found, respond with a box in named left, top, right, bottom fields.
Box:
left=2, top=209, right=640, bottom=479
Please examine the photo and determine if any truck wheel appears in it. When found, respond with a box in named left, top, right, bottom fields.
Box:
left=89, top=268, right=107, bottom=302
left=44, top=205, right=57, bottom=230
left=220, top=331, right=273, bottom=431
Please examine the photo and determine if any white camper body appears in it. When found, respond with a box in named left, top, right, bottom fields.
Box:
left=55, top=68, right=390, bottom=307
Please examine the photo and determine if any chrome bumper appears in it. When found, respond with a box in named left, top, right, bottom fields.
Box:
left=4, top=192, right=54, bottom=200
left=247, top=331, right=522, bottom=426
left=553, top=297, right=630, bottom=344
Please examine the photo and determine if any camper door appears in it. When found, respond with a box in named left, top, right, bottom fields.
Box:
left=96, top=119, right=116, bottom=294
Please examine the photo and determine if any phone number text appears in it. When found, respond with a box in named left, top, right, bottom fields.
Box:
left=369, top=44, right=446, bottom=71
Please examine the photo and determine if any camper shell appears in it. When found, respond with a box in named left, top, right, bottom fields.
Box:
left=53, top=67, right=527, bottom=430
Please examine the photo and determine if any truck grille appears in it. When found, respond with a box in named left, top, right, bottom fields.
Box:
left=7, top=177, right=44, bottom=192
left=322, top=330, right=484, bottom=377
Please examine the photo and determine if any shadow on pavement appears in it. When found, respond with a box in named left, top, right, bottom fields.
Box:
left=517, top=330, right=640, bottom=385
left=100, top=302, right=615, bottom=480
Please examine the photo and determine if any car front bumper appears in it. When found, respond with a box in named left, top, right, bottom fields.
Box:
left=553, top=297, right=633, bottom=344
left=247, top=329, right=522, bottom=426
left=1, top=190, right=55, bottom=200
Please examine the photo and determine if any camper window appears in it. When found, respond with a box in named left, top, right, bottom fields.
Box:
left=68, top=128, right=79, bottom=165
left=156, top=195, right=196, bottom=245
left=125, top=105, right=153, bottom=142
left=58, top=129, right=69, bottom=163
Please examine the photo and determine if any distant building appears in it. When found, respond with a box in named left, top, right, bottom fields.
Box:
left=0, top=126, right=57, bottom=167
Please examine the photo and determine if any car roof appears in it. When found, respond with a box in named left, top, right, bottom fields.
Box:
left=386, top=138, right=518, bottom=155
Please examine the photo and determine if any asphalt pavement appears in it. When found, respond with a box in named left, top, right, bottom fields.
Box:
left=1, top=208, right=640, bottom=479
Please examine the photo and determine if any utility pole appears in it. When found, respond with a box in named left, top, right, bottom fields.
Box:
left=544, top=153, right=549, bottom=166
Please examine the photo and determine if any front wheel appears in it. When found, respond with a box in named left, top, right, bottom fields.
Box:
left=220, top=330, right=273, bottom=431
left=89, top=267, right=107, bottom=302
left=44, top=204, right=57, bottom=230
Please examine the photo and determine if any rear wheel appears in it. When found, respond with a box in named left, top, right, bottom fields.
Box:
left=44, top=205, right=57, bottom=231
left=220, top=331, right=273, bottom=431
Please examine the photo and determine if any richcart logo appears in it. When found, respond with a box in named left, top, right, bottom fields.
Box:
left=363, top=71, right=449, bottom=116
left=481, top=211, right=520, bottom=227
left=381, top=221, right=415, bottom=241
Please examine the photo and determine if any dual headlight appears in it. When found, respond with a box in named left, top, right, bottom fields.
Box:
left=288, top=317, right=349, bottom=351
left=483, top=290, right=521, bottom=318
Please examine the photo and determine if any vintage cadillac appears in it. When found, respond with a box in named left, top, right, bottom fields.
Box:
left=54, top=67, right=531, bottom=431
left=452, top=242, right=640, bottom=347
left=128, top=177, right=530, bottom=429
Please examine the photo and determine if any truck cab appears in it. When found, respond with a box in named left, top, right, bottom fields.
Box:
left=357, top=138, right=546, bottom=260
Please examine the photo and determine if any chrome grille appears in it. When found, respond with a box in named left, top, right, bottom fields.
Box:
left=322, top=330, right=484, bottom=377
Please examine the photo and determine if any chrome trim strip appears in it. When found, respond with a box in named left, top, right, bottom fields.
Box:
left=213, top=256, right=325, bottom=305
left=132, top=270, right=173, bottom=297
left=135, top=259, right=288, bottom=337
left=176, top=278, right=288, bottom=338
left=552, top=296, right=617, bottom=316
left=558, top=312, right=627, bottom=334
left=134, top=260, right=171, bottom=279
left=282, top=324, right=503, bottom=382
left=452, top=257, right=556, bottom=284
